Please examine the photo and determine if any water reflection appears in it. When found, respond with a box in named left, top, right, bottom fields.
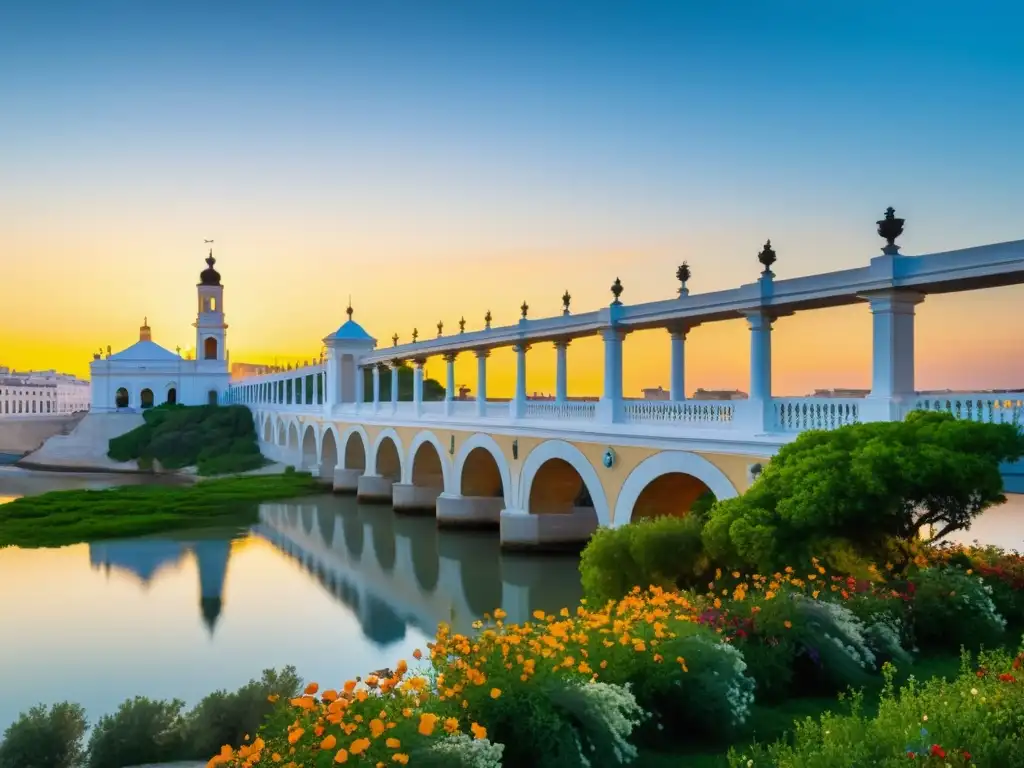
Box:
left=255, top=496, right=584, bottom=639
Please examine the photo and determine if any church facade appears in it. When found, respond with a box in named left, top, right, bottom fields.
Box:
left=89, top=251, right=231, bottom=412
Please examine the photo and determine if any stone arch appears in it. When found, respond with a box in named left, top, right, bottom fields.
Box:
left=301, top=424, right=318, bottom=469
left=140, top=388, right=154, bottom=409
left=203, top=336, right=219, bottom=360
left=454, top=433, right=512, bottom=507
left=276, top=417, right=287, bottom=446
left=115, top=387, right=129, bottom=409
left=519, top=440, right=610, bottom=527
left=287, top=421, right=300, bottom=453
left=340, top=425, right=370, bottom=471
left=262, top=414, right=273, bottom=443
left=404, top=430, right=452, bottom=492
left=320, top=427, right=339, bottom=475
left=370, top=428, right=404, bottom=481
left=612, top=450, right=739, bottom=528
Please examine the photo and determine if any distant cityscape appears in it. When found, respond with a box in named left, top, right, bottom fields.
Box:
left=0, top=366, right=91, bottom=416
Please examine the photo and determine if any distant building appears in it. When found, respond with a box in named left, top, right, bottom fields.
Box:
left=692, top=388, right=748, bottom=401
left=811, top=388, right=870, bottom=398
left=641, top=386, right=670, bottom=401
left=232, top=362, right=278, bottom=380
left=0, top=368, right=90, bottom=417
left=457, top=385, right=472, bottom=400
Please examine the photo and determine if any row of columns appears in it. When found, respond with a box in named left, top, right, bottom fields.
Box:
left=232, top=371, right=326, bottom=407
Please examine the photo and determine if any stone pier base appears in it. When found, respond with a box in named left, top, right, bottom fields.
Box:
left=499, top=506, right=599, bottom=552
left=392, top=483, right=441, bottom=514
left=356, top=474, right=394, bottom=503
left=332, top=467, right=361, bottom=493
left=437, top=493, right=503, bottom=529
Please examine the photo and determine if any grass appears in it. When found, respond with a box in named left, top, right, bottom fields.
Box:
left=636, top=652, right=965, bottom=767
left=0, top=472, right=325, bottom=548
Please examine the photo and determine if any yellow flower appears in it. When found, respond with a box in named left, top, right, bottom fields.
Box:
left=369, top=719, right=386, bottom=738
left=418, top=713, right=438, bottom=736
left=784, top=620, right=792, bottom=629
left=490, top=688, right=502, bottom=699
left=444, top=717, right=459, bottom=734
left=386, top=737, right=401, bottom=748
left=392, top=755, right=410, bottom=765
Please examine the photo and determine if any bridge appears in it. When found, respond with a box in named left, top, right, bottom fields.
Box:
left=227, top=213, right=1024, bottom=549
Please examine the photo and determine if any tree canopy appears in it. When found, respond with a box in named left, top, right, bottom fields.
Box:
left=702, top=410, right=1024, bottom=573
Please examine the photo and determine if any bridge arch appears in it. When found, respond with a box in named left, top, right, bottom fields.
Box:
left=403, top=430, right=452, bottom=492
left=339, top=425, right=370, bottom=471
left=320, top=426, right=339, bottom=476
left=286, top=421, right=300, bottom=458
left=369, top=428, right=404, bottom=481
left=453, top=433, right=512, bottom=508
left=519, top=440, right=610, bottom=527
left=612, top=450, right=739, bottom=528
left=276, top=417, right=287, bottom=446
left=262, top=414, right=273, bottom=443
left=301, top=424, right=318, bottom=469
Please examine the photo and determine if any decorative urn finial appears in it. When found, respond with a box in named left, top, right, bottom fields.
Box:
left=758, top=240, right=777, bottom=275
left=459, top=317, right=466, bottom=333
left=484, top=310, right=492, bottom=329
left=346, top=304, right=353, bottom=319
left=392, top=333, right=399, bottom=347
left=676, top=262, right=691, bottom=296
left=562, top=290, right=571, bottom=315
left=520, top=301, right=529, bottom=320
left=877, top=206, right=905, bottom=255
left=412, top=328, right=419, bottom=343
left=610, top=278, right=623, bottom=305
left=437, top=320, right=444, bottom=337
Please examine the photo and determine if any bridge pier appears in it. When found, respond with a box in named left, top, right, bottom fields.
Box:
left=436, top=493, right=503, bottom=529
left=392, top=483, right=441, bottom=514
left=499, top=507, right=598, bottom=552
left=356, top=474, right=393, bottom=503
left=332, top=467, right=361, bottom=493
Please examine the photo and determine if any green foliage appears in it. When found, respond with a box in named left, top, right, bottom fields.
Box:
left=580, top=514, right=710, bottom=603
left=0, top=473, right=323, bottom=547
left=107, top=404, right=266, bottom=475
left=179, top=666, right=302, bottom=760
left=730, top=646, right=1024, bottom=768
left=0, top=702, right=87, bottom=768
left=702, top=411, right=1024, bottom=573
left=910, top=566, right=1007, bottom=652
left=362, top=363, right=445, bottom=402
left=86, top=697, right=187, bottom=768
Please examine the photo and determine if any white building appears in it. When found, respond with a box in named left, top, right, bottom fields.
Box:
left=89, top=251, right=231, bottom=412
left=0, top=368, right=91, bottom=417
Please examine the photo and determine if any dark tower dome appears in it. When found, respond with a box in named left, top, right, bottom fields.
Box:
left=199, top=249, right=221, bottom=286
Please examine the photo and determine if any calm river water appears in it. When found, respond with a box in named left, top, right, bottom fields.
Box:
left=0, top=469, right=1021, bottom=734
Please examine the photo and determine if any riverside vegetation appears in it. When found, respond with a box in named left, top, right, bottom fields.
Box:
left=4, top=411, right=1024, bottom=767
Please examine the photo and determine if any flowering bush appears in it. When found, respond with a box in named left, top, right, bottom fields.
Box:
left=927, top=543, right=1024, bottom=629
left=729, top=645, right=1024, bottom=768
left=910, top=566, right=1007, bottom=651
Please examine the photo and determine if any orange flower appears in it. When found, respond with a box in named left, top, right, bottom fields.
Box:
left=349, top=738, right=371, bottom=755
left=334, top=748, right=349, bottom=763
left=386, top=737, right=401, bottom=749
left=305, top=682, right=319, bottom=695
left=490, top=688, right=502, bottom=699
left=470, top=722, right=487, bottom=740
left=320, top=735, right=337, bottom=750
left=418, top=713, right=439, bottom=736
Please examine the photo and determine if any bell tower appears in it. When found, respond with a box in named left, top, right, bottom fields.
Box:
left=194, top=249, right=228, bottom=363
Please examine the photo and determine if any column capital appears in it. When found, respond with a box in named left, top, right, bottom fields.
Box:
left=512, top=343, right=531, bottom=353
left=600, top=327, right=627, bottom=342
left=667, top=322, right=698, bottom=340
left=858, top=289, right=926, bottom=314
left=443, top=352, right=457, bottom=363
left=413, top=357, right=427, bottom=368
left=743, top=309, right=790, bottom=330
left=389, top=358, right=402, bottom=369
left=553, top=338, right=572, bottom=349
left=474, top=348, right=491, bottom=359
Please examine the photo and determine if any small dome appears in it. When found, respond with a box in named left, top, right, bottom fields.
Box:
left=332, top=319, right=374, bottom=340
left=199, top=250, right=221, bottom=286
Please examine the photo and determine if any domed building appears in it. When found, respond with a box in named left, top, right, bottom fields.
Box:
left=88, top=251, right=231, bottom=411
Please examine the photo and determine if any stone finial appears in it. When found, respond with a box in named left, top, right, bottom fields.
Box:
left=611, top=278, right=623, bottom=305
left=392, top=333, right=399, bottom=347
left=346, top=300, right=353, bottom=319
left=758, top=240, right=777, bottom=275
left=484, top=310, right=492, bottom=329
left=437, top=320, right=444, bottom=337
left=562, top=290, right=571, bottom=315
left=459, top=317, right=466, bottom=333
left=676, top=262, right=691, bottom=296
left=520, top=301, right=529, bottom=319
left=877, top=206, right=905, bottom=255
left=412, top=328, right=419, bottom=343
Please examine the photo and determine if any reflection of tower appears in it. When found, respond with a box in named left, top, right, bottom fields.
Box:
left=191, top=539, right=232, bottom=635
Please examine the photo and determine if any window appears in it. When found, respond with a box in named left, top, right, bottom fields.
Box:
left=204, top=337, right=218, bottom=360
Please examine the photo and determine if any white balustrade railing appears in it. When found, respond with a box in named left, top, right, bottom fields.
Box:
left=773, top=398, right=861, bottom=432
left=622, top=399, right=735, bottom=426
left=524, top=400, right=596, bottom=421
left=913, top=393, right=1024, bottom=424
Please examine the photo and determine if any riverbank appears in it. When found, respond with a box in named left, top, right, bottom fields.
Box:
left=0, top=471, right=326, bottom=548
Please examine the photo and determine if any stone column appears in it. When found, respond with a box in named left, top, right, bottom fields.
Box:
left=390, top=363, right=400, bottom=412
left=554, top=340, right=569, bottom=403
left=354, top=364, right=364, bottom=409
left=510, top=344, right=528, bottom=419
left=475, top=350, right=489, bottom=418
left=734, top=310, right=774, bottom=433
left=862, top=290, right=925, bottom=422
left=444, top=353, right=456, bottom=415
left=669, top=326, right=689, bottom=401
left=372, top=365, right=381, bottom=412
left=413, top=359, right=425, bottom=415
left=596, top=328, right=624, bottom=423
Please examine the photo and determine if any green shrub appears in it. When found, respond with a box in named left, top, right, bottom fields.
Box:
left=580, top=514, right=709, bottom=603
left=108, top=404, right=266, bottom=476
left=86, top=696, right=187, bottom=768
left=0, top=702, right=87, bottom=768
left=179, top=667, right=302, bottom=760
left=730, top=645, right=1024, bottom=768
left=910, top=567, right=1006, bottom=652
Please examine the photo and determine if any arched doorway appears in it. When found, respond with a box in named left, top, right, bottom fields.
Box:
left=460, top=446, right=505, bottom=499
left=166, top=388, right=177, bottom=405
left=343, top=432, right=366, bottom=471
left=203, top=337, right=218, bottom=360
left=411, top=441, right=445, bottom=491
left=631, top=474, right=714, bottom=522
left=207, top=390, right=218, bottom=405
left=375, top=437, right=401, bottom=481
left=140, top=389, right=154, bottom=409
left=115, top=388, right=129, bottom=408
left=528, top=458, right=593, bottom=515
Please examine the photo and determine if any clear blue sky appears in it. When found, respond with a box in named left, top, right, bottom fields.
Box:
left=2, top=1, right=1023, bottom=394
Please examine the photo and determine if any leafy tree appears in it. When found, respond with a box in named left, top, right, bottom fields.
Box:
left=0, top=702, right=87, bottom=768
left=86, top=696, right=187, bottom=768
left=702, top=411, right=1024, bottom=573
left=362, top=363, right=446, bottom=401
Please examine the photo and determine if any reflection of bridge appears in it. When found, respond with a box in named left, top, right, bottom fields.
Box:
left=254, top=498, right=583, bottom=637
left=227, top=217, right=1024, bottom=547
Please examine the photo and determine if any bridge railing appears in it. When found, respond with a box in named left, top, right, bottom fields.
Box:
left=772, top=398, right=862, bottom=432
left=912, top=393, right=1024, bottom=425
